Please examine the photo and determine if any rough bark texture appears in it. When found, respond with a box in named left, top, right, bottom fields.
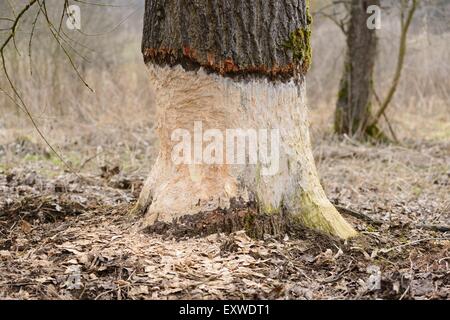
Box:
left=135, top=0, right=357, bottom=239
left=335, top=0, right=380, bottom=137
left=142, top=0, right=312, bottom=80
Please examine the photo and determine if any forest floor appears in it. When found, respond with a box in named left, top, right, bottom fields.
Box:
left=0, top=104, right=449, bottom=300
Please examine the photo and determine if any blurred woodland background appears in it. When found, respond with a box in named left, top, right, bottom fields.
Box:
left=0, top=0, right=448, bottom=300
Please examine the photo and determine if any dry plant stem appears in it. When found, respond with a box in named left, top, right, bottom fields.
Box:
left=415, top=224, right=450, bottom=233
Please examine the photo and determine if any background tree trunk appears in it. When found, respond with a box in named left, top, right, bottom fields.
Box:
left=135, top=0, right=357, bottom=239
left=335, top=0, right=380, bottom=138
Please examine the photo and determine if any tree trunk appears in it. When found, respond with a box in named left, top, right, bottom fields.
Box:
left=335, top=0, right=380, bottom=138
left=134, top=0, right=357, bottom=239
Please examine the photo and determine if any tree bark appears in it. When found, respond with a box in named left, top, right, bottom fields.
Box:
left=335, top=0, right=380, bottom=138
left=134, top=0, right=357, bottom=240
left=142, top=0, right=312, bottom=80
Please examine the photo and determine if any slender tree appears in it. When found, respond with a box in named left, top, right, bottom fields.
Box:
left=133, top=0, right=357, bottom=239
left=334, top=0, right=380, bottom=138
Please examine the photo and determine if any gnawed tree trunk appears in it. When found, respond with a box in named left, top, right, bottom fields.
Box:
left=133, top=0, right=357, bottom=239
left=335, top=0, right=382, bottom=139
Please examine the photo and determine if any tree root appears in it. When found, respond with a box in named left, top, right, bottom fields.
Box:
left=143, top=201, right=292, bottom=240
